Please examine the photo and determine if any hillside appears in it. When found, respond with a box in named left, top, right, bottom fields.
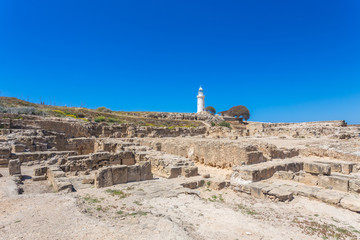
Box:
left=0, top=97, right=204, bottom=128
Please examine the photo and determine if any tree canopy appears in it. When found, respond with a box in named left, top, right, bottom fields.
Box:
left=221, top=105, right=250, bottom=120
left=205, top=106, right=216, bottom=115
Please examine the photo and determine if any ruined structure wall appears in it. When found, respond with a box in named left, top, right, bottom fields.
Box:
left=0, top=114, right=207, bottom=139
left=245, top=120, right=357, bottom=138
left=205, top=120, right=359, bottom=139
left=137, top=138, right=272, bottom=169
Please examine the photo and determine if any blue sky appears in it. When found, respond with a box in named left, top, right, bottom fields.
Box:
left=0, top=1, right=359, bottom=123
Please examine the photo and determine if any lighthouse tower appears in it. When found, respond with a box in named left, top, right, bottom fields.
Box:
left=197, top=86, right=205, bottom=113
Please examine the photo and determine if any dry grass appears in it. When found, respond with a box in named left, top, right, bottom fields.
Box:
left=0, top=96, right=203, bottom=128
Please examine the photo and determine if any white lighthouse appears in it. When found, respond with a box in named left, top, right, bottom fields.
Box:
left=197, top=86, right=205, bottom=113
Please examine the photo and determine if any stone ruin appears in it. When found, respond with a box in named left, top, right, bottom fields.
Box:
left=1, top=112, right=360, bottom=213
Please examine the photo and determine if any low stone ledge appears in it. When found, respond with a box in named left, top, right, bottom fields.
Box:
left=32, top=175, right=47, bottom=181
left=303, top=162, right=331, bottom=175
left=349, top=179, right=360, bottom=193
left=34, top=166, right=48, bottom=176
left=340, top=195, right=360, bottom=213
left=47, top=167, right=73, bottom=192
left=94, top=161, right=153, bottom=188
left=314, top=189, right=344, bottom=204
left=318, top=175, right=349, bottom=192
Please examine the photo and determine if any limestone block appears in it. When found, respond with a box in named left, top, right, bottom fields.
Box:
left=0, top=159, right=9, bottom=167
left=293, top=185, right=321, bottom=198
left=284, top=162, right=303, bottom=173
left=95, top=167, right=114, bottom=188
left=119, top=151, right=135, bottom=165
left=294, top=172, right=318, bottom=185
left=273, top=171, right=294, bottom=180
left=181, top=166, right=198, bottom=177
left=11, top=144, right=26, bottom=153
left=304, top=163, right=331, bottom=175
left=127, top=165, right=141, bottom=182
left=258, top=166, right=276, bottom=181
left=318, top=175, right=349, bottom=192
left=8, top=159, right=21, bottom=176
left=267, top=187, right=293, bottom=202
left=34, top=166, right=48, bottom=176
left=112, top=165, right=128, bottom=185
left=246, top=151, right=265, bottom=165
left=340, top=195, right=360, bottom=212
left=54, top=178, right=73, bottom=192
left=90, top=152, right=111, bottom=161
left=139, top=161, right=153, bottom=181
left=160, top=167, right=181, bottom=179
left=32, top=175, right=47, bottom=181
left=341, top=163, right=355, bottom=174
left=314, top=189, right=344, bottom=204
left=135, top=152, right=147, bottom=162
left=197, top=179, right=205, bottom=188
left=237, top=169, right=257, bottom=181
left=349, top=179, right=360, bottom=193
left=329, top=163, right=342, bottom=173
left=181, top=181, right=198, bottom=189
left=249, top=182, right=269, bottom=199
left=210, top=181, right=226, bottom=190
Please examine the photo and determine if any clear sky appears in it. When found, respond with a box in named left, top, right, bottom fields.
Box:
left=1, top=1, right=359, bottom=123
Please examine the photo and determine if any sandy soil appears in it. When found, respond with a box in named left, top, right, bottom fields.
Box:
left=1, top=165, right=360, bottom=240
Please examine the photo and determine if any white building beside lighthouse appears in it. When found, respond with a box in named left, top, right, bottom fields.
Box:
left=197, top=86, right=205, bottom=113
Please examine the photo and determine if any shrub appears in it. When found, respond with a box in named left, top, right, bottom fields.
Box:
left=66, top=114, right=77, bottom=118
left=219, top=121, right=231, bottom=129
left=76, top=113, right=86, bottom=118
left=96, top=106, right=112, bottom=113
left=94, top=116, right=106, bottom=123
left=107, top=117, right=121, bottom=123
left=53, top=110, right=66, bottom=116
left=210, top=122, right=216, bottom=127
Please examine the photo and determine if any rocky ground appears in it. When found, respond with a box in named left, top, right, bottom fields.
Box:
left=1, top=164, right=360, bottom=240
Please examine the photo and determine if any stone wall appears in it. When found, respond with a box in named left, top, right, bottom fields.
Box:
left=245, top=120, right=359, bottom=138
left=0, top=114, right=207, bottom=139
left=137, top=138, right=267, bottom=168
left=94, top=162, right=153, bottom=188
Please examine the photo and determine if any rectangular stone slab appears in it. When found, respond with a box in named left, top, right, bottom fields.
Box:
left=127, top=165, right=141, bottom=182
left=95, top=167, right=113, bottom=188
left=112, top=165, right=128, bottom=185
left=304, top=162, right=331, bottom=175
left=318, top=175, right=349, bottom=192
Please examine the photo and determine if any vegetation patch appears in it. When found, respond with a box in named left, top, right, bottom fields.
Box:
left=105, top=189, right=129, bottom=198
left=128, top=211, right=148, bottom=217
left=218, top=121, right=231, bottom=129
left=208, top=194, right=224, bottom=202
left=83, top=194, right=101, bottom=204
left=94, top=116, right=106, bottom=123
left=237, top=204, right=259, bottom=216
left=291, top=218, right=358, bottom=240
